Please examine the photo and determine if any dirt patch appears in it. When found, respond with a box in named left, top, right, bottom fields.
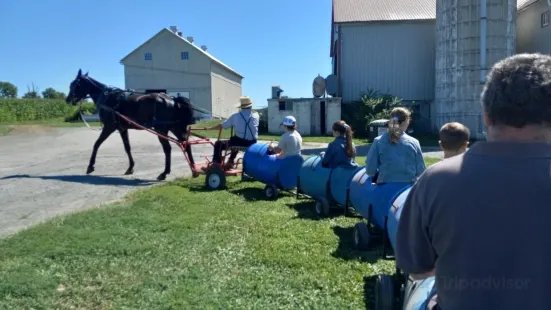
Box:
left=5, top=125, right=56, bottom=135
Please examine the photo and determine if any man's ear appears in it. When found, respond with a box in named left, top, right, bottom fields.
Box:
left=483, top=111, right=491, bottom=127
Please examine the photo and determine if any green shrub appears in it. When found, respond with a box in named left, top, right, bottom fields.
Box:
left=64, top=102, right=96, bottom=122
left=341, top=89, right=403, bottom=138
left=0, top=98, right=76, bottom=123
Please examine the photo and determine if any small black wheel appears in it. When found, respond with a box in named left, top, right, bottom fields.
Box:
left=263, top=184, right=279, bottom=200
left=374, top=274, right=396, bottom=310
left=315, top=197, right=330, bottom=216
left=353, top=222, right=370, bottom=250
left=205, top=166, right=226, bottom=190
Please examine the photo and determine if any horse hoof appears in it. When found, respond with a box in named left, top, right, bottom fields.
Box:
left=124, top=168, right=134, bottom=175
left=86, top=167, right=95, bottom=174
left=157, top=174, right=166, bottom=181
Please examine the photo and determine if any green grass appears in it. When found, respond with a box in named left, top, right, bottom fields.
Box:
left=0, top=159, right=438, bottom=309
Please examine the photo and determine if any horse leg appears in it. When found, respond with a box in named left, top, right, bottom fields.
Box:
left=87, top=125, right=116, bottom=174
left=157, top=130, right=172, bottom=181
left=171, top=127, right=198, bottom=178
left=119, top=129, right=135, bottom=175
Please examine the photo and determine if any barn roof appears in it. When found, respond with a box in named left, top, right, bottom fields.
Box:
left=517, top=0, right=538, bottom=11
left=120, top=28, right=243, bottom=79
left=333, top=0, right=537, bottom=23
left=333, top=0, right=436, bottom=23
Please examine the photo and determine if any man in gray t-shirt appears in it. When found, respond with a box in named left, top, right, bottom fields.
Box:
left=396, top=53, right=551, bottom=310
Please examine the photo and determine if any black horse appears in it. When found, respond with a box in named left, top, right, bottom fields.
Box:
left=66, top=69, right=197, bottom=181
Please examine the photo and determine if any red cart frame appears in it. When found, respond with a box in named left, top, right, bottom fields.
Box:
left=115, top=112, right=245, bottom=190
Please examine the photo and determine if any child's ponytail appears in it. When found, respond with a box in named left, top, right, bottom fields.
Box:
left=344, top=124, right=355, bottom=158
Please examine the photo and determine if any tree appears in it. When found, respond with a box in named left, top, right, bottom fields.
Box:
left=42, top=87, right=66, bottom=99
left=22, top=83, right=41, bottom=99
left=0, top=81, right=18, bottom=98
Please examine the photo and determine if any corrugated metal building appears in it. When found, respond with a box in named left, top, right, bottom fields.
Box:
left=331, top=0, right=436, bottom=132
left=120, top=27, right=243, bottom=118
left=332, top=0, right=541, bottom=134
left=517, top=0, right=551, bottom=54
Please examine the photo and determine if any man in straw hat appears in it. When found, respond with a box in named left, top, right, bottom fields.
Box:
left=204, top=96, right=259, bottom=170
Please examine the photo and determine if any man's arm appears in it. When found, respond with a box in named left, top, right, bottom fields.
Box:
left=365, top=140, right=379, bottom=176
left=395, top=177, right=437, bottom=280
left=206, top=116, right=233, bottom=131
left=272, top=136, right=286, bottom=154
left=206, top=123, right=223, bottom=131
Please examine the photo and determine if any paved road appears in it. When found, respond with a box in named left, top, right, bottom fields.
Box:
left=0, top=126, right=443, bottom=237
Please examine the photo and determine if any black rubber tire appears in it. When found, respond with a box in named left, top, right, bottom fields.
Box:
left=353, top=222, right=370, bottom=250
left=263, top=184, right=279, bottom=200
left=374, top=274, right=396, bottom=310
left=315, top=197, right=330, bottom=216
left=205, top=166, right=226, bottom=190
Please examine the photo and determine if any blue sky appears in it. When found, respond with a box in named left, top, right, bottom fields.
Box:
left=0, top=0, right=332, bottom=108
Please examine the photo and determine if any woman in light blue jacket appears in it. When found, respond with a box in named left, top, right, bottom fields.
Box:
left=366, top=107, right=426, bottom=184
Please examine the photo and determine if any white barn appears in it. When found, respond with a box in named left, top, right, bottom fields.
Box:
left=120, top=26, right=243, bottom=118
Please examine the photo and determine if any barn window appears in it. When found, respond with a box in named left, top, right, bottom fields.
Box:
left=278, top=100, right=293, bottom=111
left=181, top=52, right=189, bottom=60
left=144, top=52, right=152, bottom=60
left=542, top=11, right=549, bottom=28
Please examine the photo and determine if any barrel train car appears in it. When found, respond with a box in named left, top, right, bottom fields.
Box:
left=241, top=143, right=436, bottom=310
left=242, top=143, right=304, bottom=199
left=243, top=143, right=409, bottom=255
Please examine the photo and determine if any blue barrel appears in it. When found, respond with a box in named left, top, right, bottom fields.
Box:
left=330, top=165, right=364, bottom=206
left=348, top=168, right=377, bottom=217
left=387, top=186, right=412, bottom=251
left=298, top=155, right=331, bottom=200
left=349, top=168, right=411, bottom=229
left=243, top=143, right=304, bottom=189
left=369, top=182, right=412, bottom=229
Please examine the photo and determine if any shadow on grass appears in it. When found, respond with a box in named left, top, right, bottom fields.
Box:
left=331, top=225, right=383, bottom=264
left=230, top=187, right=267, bottom=202
left=0, top=174, right=157, bottom=186
left=285, top=200, right=347, bottom=221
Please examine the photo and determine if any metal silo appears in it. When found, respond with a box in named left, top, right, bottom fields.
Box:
left=434, top=0, right=516, bottom=139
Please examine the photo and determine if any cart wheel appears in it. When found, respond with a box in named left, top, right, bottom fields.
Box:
left=353, top=222, right=370, bottom=250
left=315, top=197, right=330, bottom=217
left=374, top=274, right=396, bottom=310
left=205, top=166, right=226, bottom=190
left=263, top=184, right=279, bottom=200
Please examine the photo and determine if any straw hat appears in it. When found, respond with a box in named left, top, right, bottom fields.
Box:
left=236, top=96, right=253, bottom=109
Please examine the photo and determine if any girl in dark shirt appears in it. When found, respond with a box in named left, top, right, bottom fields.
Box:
left=321, top=120, right=358, bottom=169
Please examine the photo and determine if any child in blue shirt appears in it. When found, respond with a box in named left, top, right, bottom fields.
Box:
left=321, top=120, right=358, bottom=169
